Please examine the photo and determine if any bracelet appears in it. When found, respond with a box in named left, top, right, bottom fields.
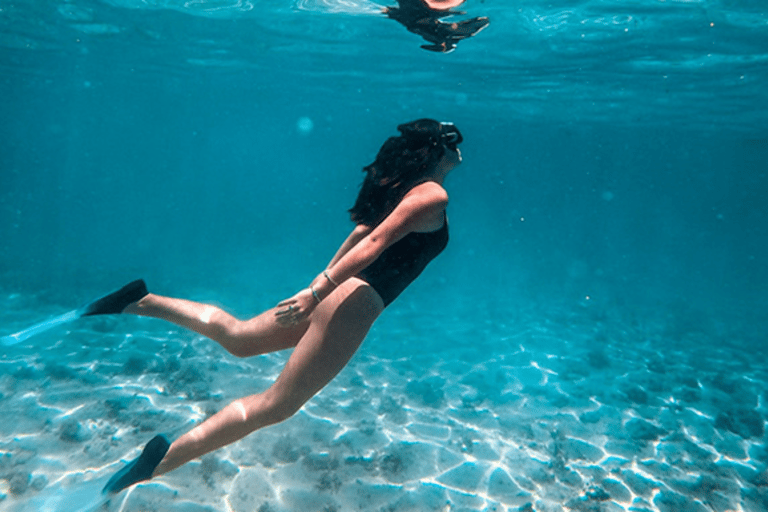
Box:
left=310, top=286, right=321, bottom=303
left=323, top=270, right=339, bottom=287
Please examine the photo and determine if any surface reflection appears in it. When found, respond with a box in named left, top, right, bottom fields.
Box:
left=384, top=0, right=489, bottom=53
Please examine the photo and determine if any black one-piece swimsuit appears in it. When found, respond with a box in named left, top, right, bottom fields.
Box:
left=356, top=214, right=449, bottom=307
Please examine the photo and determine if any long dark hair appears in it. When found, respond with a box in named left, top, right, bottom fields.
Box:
left=349, top=119, right=460, bottom=227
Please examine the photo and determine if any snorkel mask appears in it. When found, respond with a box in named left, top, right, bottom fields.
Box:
left=440, top=122, right=463, bottom=149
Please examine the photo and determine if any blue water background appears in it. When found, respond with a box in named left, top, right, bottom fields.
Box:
left=2, top=1, right=766, bottom=318
left=1, top=0, right=767, bottom=509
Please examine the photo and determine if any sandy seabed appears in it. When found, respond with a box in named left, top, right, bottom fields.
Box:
left=1, top=289, right=766, bottom=512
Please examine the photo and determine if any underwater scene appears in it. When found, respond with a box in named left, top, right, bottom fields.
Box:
left=1, top=0, right=767, bottom=511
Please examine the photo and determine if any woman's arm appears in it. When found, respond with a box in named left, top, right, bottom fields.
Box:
left=315, top=182, right=448, bottom=294
left=325, top=224, right=372, bottom=270
left=275, top=182, right=447, bottom=325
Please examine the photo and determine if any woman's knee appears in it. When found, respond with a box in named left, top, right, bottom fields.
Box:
left=268, top=396, right=304, bottom=424
left=213, top=316, right=253, bottom=358
left=258, top=388, right=306, bottom=425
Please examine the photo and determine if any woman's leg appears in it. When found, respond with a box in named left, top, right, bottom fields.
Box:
left=151, top=279, right=384, bottom=477
left=124, top=294, right=308, bottom=358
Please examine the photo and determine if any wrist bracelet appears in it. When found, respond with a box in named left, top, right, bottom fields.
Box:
left=323, top=270, right=339, bottom=287
left=310, top=286, right=321, bottom=303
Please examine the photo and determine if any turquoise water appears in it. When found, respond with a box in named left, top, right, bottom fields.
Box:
left=1, top=1, right=767, bottom=511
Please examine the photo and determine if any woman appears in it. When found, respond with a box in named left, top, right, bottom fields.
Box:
left=99, top=118, right=463, bottom=493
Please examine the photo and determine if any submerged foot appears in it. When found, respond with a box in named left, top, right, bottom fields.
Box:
left=103, top=434, right=170, bottom=494
left=82, top=279, right=148, bottom=317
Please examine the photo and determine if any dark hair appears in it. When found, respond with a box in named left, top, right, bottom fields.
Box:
left=349, top=118, right=462, bottom=226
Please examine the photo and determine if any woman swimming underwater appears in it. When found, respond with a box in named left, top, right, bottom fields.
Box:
left=88, top=118, right=465, bottom=493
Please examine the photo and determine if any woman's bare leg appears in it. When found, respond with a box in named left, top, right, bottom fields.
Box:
left=124, top=294, right=308, bottom=357
left=151, top=279, right=384, bottom=477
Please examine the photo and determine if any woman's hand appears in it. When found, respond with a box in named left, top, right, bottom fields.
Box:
left=275, top=288, right=318, bottom=327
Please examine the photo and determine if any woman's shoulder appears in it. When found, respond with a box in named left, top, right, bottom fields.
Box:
left=395, top=182, right=448, bottom=232
left=403, top=180, right=448, bottom=206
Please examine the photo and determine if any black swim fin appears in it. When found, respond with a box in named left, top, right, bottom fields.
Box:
left=1, top=279, right=149, bottom=345
left=103, top=434, right=171, bottom=494
left=81, top=279, right=148, bottom=317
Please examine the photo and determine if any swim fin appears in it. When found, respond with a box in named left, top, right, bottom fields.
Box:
left=103, top=434, right=171, bottom=494
left=1, top=309, right=81, bottom=346
left=81, top=279, right=148, bottom=317
left=1, top=279, right=148, bottom=346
